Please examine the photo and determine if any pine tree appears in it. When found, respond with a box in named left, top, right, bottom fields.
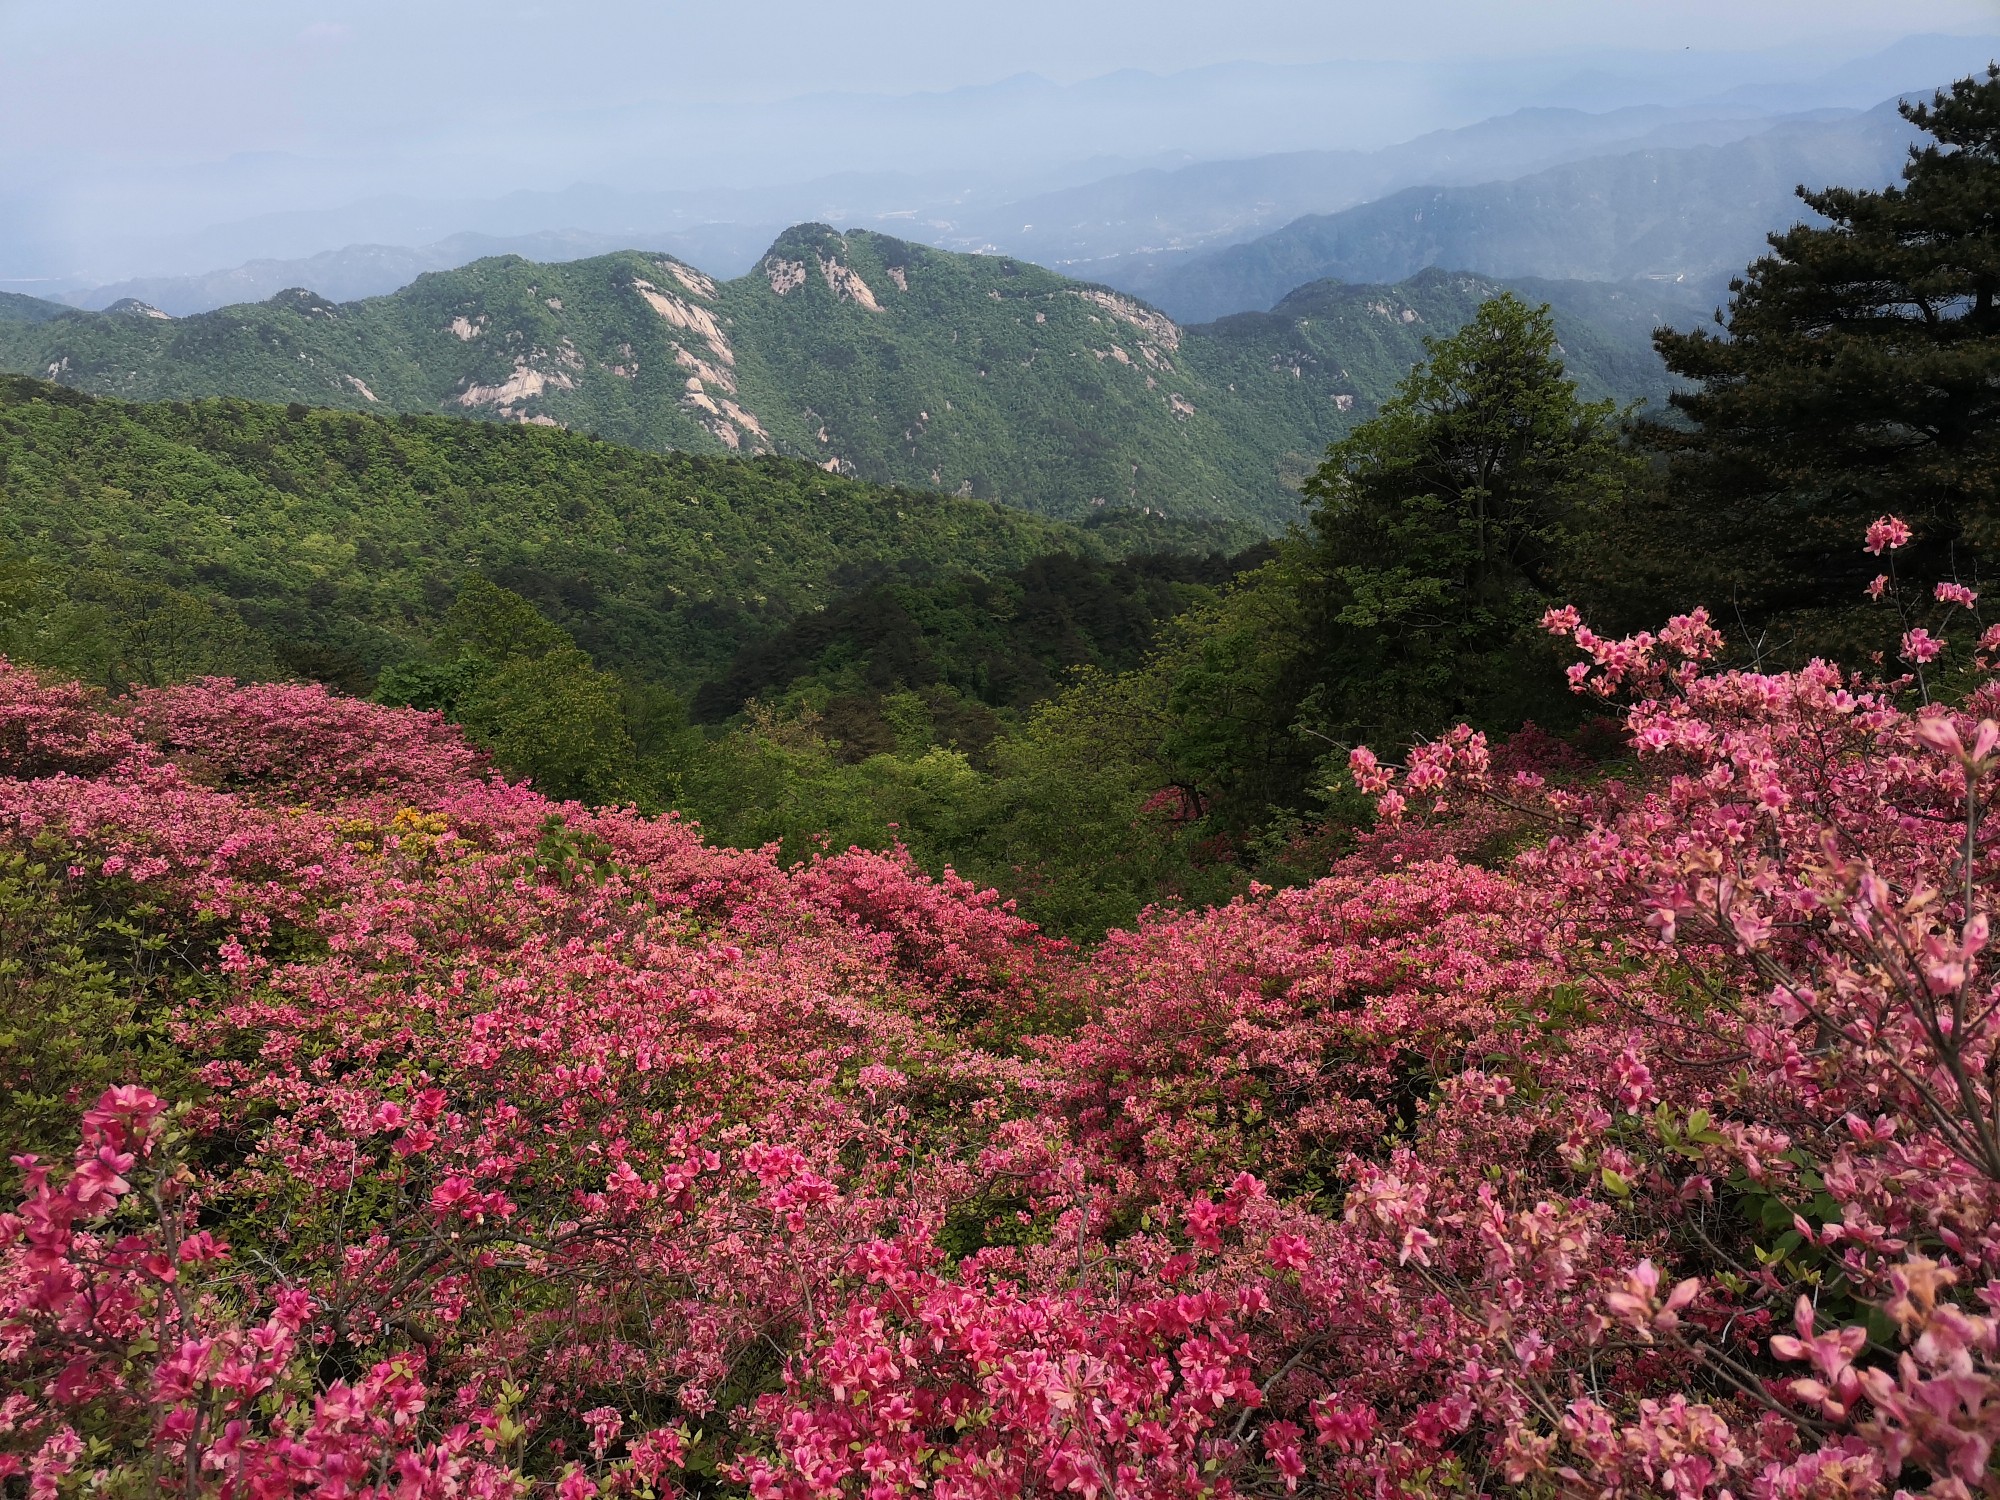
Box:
left=1643, top=68, right=2000, bottom=641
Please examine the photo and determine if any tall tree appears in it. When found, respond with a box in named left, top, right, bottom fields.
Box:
left=1297, top=293, right=1636, bottom=747
left=1643, top=69, right=2000, bottom=643
left=377, top=577, right=642, bottom=804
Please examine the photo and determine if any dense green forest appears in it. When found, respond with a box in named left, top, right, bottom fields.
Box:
left=0, top=230, right=1684, bottom=537
left=0, top=376, right=1091, bottom=690
left=0, top=297, right=1678, bottom=939
left=687, top=547, right=1268, bottom=742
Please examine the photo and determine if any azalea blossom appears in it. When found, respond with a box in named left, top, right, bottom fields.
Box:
left=1901, top=626, right=1944, bottom=663
left=1864, top=514, right=1912, bottom=554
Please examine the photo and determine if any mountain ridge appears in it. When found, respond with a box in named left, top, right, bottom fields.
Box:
left=26, top=99, right=1857, bottom=319
left=0, top=229, right=1694, bottom=537
left=19, top=30, right=1993, bottom=293
left=1102, top=93, right=1923, bottom=322
left=0, top=292, right=67, bottom=326
left=950, top=102, right=1805, bottom=272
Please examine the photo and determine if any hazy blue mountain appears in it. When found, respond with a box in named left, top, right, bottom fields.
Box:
left=47, top=103, right=1800, bottom=319
left=1709, top=32, right=2000, bottom=112
left=952, top=104, right=1794, bottom=269
left=1099, top=95, right=1923, bottom=322
left=14, top=32, right=1993, bottom=296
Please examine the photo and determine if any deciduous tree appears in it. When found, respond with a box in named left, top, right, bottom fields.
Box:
left=1297, top=292, right=1636, bottom=747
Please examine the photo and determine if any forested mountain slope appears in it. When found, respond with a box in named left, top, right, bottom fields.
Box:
left=0, top=292, right=66, bottom=326
left=0, top=376, right=1080, bottom=692
left=0, top=231, right=1290, bottom=533
left=1186, top=267, right=1703, bottom=473
left=0, top=228, right=1684, bottom=534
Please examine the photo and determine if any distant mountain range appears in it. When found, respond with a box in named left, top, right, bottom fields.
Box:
left=946, top=103, right=1800, bottom=271
left=12, top=29, right=1990, bottom=298
left=0, top=230, right=1702, bottom=539
left=8, top=103, right=1752, bottom=316
left=27, top=89, right=1936, bottom=323
left=1101, top=95, right=1921, bottom=322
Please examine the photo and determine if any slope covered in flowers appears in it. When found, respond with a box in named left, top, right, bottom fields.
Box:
left=1, top=527, right=1996, bottom=1499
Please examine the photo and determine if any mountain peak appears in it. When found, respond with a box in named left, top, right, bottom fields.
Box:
left=755, top=225, right=903, bottom=309
left=260, top=288, right=341, bottom=318
left=761, top=223, right=849, bottom=262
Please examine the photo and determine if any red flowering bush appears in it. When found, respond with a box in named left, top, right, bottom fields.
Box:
left=0, top=515, right=1996, bottom=1499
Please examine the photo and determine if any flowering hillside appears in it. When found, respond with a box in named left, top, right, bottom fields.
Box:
left=1, top=526, right=1996, bottom=1498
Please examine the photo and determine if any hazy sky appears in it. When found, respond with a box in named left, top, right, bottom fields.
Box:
left=5, top=0, right=1996, bottom=158
left=3, top=0, right=1997, bottom=280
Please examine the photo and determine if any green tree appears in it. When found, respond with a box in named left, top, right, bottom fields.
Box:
left=1297, top=293, right=1636, bottom=747
left=932, top=681, right=1240, bottom=941
left=1642, top=69, right=2000, bottom=644
left=671, top=702, right=889, bottom=863
left=1027, top=560, right=1322, bottom=845
left=1154, top=555, right=1324, bottom=835
left=2, top=570, right=282, bottom=692
left=437, top=576, right=571, bottom=663
left=457, top=647, right=638, bottom=805
left=379, top=578, right=640, bottom=804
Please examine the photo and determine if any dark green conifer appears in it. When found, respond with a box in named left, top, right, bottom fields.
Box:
left=1641, top=69, right=2000, bottom=645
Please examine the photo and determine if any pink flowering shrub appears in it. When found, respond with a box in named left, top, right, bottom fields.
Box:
left=786, top=845, right=1067, bottom=1037
left=1, top=509, right=1998, bottom=1500
left=1856, top=512, right=1988, bottom=688
left=0, top=664, right=146, bottom=778
left=129, top=676, right=490, bottom=804
left=1050, top=861, right=1559, bottom=1200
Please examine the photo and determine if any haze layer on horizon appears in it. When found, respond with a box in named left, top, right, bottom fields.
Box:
left=4, top=0, right=1997, bottom=284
